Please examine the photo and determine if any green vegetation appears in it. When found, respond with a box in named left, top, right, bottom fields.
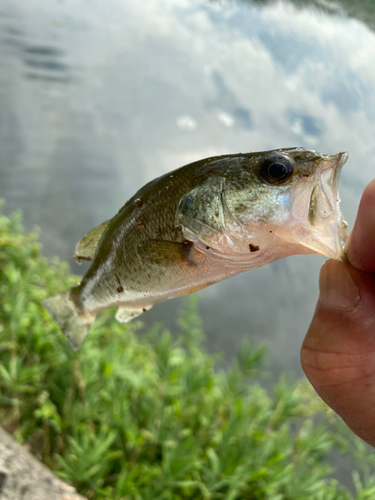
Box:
left=1, top=204, right=375, bottom=499
left=245, top=0, right=375, bottom=32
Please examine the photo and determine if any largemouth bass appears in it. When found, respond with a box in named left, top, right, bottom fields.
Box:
left=44, top=148, right=348, bottom=350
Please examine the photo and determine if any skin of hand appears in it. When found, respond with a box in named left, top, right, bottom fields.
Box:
left=301, top=179, right=375, bottom=446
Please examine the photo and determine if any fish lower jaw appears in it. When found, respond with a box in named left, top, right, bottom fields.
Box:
left=289, top=230, right=347, bottom=261
left=272, top=218, right=349, bottom=261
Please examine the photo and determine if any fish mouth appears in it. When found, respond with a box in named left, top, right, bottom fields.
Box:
left=316, top=151, right=347, bottom=213
left=308, top=151, right=349, bottom=260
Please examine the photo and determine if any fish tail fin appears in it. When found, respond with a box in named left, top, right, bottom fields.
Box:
left=44, top=290, right=95, bottom=350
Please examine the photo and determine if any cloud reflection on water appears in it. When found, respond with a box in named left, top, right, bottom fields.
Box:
left=1, top=0, right=375, bottom=375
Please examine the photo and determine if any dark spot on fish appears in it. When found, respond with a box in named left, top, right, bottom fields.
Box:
left=134, top=198, right=142, bottom=207
left=133, top=219, right=145, bottom=228
left=142, top=308, right=147, bottom=312
left=155, top=229, right=161, bottom=236
left=115, top=274, right=123, bottom=292
left=270, top=230, right=272, bottom=233
left=206, top=246, right=210, bottom=250
left=249, top=244, right=260, bottom=253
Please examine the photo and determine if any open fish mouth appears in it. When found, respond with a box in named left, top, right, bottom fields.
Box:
left=316, top=151, right=347, bottom=217
left=308, top=151, right=349, bottom=260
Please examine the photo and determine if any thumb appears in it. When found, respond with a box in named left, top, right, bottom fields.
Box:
left=301, top=175, right=375, bottom=446
left=301, top=260, right=375, bottom=445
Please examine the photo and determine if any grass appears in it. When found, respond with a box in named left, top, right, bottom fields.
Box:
left=1, top=203, right=375, bottom=499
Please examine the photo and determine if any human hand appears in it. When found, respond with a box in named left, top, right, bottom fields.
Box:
left=301, top=179, right=375, bottom=446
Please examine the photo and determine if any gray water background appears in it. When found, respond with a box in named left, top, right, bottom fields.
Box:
left=1, top=0, right=375, bottom=378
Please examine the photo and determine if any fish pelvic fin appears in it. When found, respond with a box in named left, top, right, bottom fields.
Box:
left=74, top=220, right=110, bottom=264
left=44, top=290, right=95, bottom=350
left=115, top=305, right=152, bottom=323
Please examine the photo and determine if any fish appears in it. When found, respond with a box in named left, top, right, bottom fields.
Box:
left=44, top=147, right=349, bottom=350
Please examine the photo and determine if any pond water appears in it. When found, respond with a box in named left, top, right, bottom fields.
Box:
left=1, top=0, right=375, bottom=377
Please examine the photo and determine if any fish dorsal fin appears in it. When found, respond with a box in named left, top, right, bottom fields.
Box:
left=74, top=220, right=110, bottom=264
left=136, top=240, right=195, bottom=266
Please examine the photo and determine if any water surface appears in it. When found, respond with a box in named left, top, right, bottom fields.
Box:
left=1, top=0, right=375, bottom=376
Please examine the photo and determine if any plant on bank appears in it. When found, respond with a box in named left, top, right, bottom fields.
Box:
left=0, top=203, right=375, bottom=500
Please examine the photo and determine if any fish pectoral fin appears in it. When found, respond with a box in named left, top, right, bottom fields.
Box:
left=74, top=220, right=110, bottom=264
left=136, top=240, right=195, bottom=266
left=115, top=306, right=151, bottom=323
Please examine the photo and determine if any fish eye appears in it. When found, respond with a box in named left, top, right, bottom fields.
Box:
left=259, top=154, right=294, bottom=185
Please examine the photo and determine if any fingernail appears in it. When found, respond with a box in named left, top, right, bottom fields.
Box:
left=319, top=262, right=360, bottom=310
